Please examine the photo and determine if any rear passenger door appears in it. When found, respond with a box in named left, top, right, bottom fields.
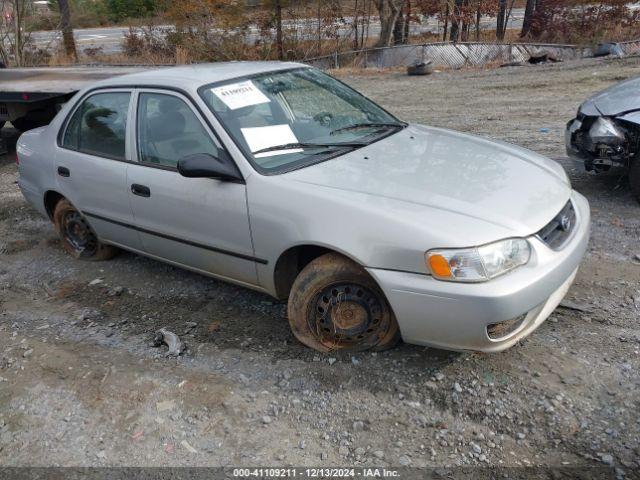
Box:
left=56, top=89, right=143, bottom=250
left=126, top=89, right=259, bottom=286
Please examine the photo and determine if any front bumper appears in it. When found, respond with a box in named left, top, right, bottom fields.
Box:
left=565, top=118, right=589, bottom=162
left=565, top=117, right=629, bottom=169
left=367, top=190, right=590, bottom=352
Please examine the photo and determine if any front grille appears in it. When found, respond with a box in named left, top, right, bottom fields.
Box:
left=536, top=200, right=576, bottom=250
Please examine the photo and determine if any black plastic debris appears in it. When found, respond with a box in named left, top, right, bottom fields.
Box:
left=407, top=60, right=434, bottom=76
left=528, top=50, right=562, bottom=64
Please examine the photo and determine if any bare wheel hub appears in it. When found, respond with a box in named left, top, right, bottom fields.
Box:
left=331, top=301, right=367, bottom=330
left=309, top=283, right=386, bottom=348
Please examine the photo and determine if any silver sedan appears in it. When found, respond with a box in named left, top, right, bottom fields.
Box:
left=17, top=62, right=590, bottom=353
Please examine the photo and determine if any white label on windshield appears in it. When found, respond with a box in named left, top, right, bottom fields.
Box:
left=241, top=124, right=303, bottom=158
left=211, top=80, right=270, bottom=110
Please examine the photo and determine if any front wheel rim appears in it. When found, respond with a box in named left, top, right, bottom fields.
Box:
left=307, top=282, right=389, bottom=350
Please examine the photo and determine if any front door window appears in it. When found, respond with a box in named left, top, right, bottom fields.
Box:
left=137, top=92, right=221, bottom=168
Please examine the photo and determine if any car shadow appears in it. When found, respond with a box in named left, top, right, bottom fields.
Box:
left=43, top=243, right=460, bottom=377
left=0, top=127, right=20, bottom=166
left=555, top=156, right=639, bottom=207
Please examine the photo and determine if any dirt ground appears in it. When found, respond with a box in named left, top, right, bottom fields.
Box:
left=0, top=56, right=639, bottom=475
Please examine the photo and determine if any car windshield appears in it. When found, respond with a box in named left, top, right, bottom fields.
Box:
left=199, top=67, right=405, bottom=173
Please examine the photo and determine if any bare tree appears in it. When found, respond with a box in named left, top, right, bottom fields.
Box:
left=496, top=0, right=515, bottom=40
left=275, top=0, right=284, bottom=60
left=0, top=0, right=35, bottom=66
left=520, top=0, right=536, bottom=37
left=475, top=0, right=481, bottom=40
left=442, top=1, right=449, bottom=41
left=449, top=0, right=464, bottom=42
left=57, top=0, right=77, bottom=60
left=461, top=0, right=470, bottom=41
left=374, top=0, right=402, bottom=47
left=496, top=0, right=506, bottom=40
left=392, top=0, right=411, bottom=45
left=353, top=0, right=360, bottom=49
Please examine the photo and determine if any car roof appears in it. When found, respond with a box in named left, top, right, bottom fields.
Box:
left=91, top=61, right=309, bottom=90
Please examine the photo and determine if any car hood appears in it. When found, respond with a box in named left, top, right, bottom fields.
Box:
left=285, top=125, right=571, bottom=235
left=580, top=76, right=640, bottom=116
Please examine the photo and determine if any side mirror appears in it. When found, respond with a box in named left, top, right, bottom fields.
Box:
left=177, top=152, right=243, bottom=182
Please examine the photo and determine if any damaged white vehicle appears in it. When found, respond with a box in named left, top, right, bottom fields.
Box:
left=566, top=75, right=640, bottom=202
left=17, top=62, right=590, bottom=353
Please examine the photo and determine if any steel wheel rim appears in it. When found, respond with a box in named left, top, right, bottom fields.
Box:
left=62, top=211, right=97, bottom=256
left=308, top=282, right=387, bottom=350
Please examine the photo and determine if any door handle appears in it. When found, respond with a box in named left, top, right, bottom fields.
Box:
left=131, top=184, right=151, bottom=198
left=57, top=166, right=70, bottom=177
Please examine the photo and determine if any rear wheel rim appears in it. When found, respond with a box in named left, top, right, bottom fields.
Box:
left=62, top=211, right=98, bottom=256
left=308, top=282, right=388, bottom=350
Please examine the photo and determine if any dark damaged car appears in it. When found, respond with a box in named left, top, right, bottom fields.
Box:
left=566, top=76, right=640, bottom=202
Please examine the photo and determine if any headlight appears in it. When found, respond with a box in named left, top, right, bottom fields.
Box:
left=588, top=117, right=625, bottom=145
left=426, top=238, right=531, bottom=282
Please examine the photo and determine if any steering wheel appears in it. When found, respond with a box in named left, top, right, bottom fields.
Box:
left=313, top=111, right=334, bottom=127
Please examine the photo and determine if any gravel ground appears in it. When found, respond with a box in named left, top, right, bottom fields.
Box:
left=0, top=56, right=639, bottom=476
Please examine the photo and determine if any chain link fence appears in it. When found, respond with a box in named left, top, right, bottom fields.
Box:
left=619, top=39, right=640, bottom=56
left=305, top=40, right=639, bottom=70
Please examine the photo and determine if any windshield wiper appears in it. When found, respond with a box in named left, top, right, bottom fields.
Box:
left=252, top=141, right=367, bottom=155
left=330, top=122, right=406, bottom=136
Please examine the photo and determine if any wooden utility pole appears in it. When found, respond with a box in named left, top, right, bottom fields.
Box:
left=58, top=0, right=77, bottom=61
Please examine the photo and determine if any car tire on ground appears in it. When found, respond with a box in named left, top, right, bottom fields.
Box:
left=630, top=156, right=640, bottom=204
left=287, top=252, right=400, bottom=353
left=53, top=199, right=118, bottom=261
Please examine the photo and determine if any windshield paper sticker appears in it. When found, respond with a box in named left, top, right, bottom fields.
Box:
left=241, top=124, right=303, bottom=158
left=211, top=80, right=270, bottom=110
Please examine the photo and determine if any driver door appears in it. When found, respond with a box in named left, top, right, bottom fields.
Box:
left=126, top=89, right=259, bottom=287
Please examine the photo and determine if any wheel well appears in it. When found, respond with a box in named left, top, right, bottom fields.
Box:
left=43, top=190, right=65, bottom=220
left=273, top=245, right=333, bottom=300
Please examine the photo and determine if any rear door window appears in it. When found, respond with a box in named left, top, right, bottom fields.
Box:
left=63, top=92, right=131, bottom=160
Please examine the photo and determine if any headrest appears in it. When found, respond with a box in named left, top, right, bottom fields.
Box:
left=148, top=110, right=186, bottom=140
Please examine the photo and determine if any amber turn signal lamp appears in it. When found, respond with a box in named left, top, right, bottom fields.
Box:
left=428, top=254, right=452, bottom=278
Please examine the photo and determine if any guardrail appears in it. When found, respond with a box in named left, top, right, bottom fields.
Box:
left=305, top=40, right=639, bottom=70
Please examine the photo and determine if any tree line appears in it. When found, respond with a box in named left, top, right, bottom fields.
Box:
left=373, top=0, right=638, bottom=46
left=0, top=0, right=637, bottom=66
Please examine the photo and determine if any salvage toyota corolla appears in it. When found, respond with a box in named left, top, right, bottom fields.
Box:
left=17, top=62, right=590, bottom=353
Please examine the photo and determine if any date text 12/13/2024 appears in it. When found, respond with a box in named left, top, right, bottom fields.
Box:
left=232, top=468, right=401, bottom=478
